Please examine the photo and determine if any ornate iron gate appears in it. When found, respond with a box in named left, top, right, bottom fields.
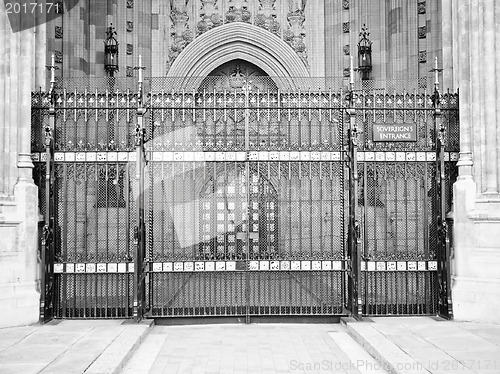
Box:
left=354, top=85, right=459, bottom=317
left=143, top=80, right=348, bottom=320
left=31, top=76, right=458, bottom=321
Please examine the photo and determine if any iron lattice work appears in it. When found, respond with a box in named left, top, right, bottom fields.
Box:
left=31, top=80, right=458, bottom=319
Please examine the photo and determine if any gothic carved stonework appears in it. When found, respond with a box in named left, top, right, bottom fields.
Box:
left=286, top=0, right=308, bottom=68
left=55, top=26, right=63, bottom=39
left=255, top=0, right=280, bottom=36
left=343, top=21, right=349, bottom=33
left=166, top=1, right=309, bottom=72
left=418, top=1, right=426, bottom=14
left=343, top=44, right=350, bottom=55
left=169, top=1, right=193, bottom=64
left=418, top=25, right=427, bottom=38
left=201, top=61, right=277, bottom=92
left=197, top=0, right=222, bottom=35
left=418, top=50, right=427, bottom=63
left=225, top=0, right=251, bottom=24
left=55, top=50, right=63, bottom=63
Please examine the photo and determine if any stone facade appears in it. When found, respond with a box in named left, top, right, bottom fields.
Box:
left=442, top=0, right=500, bottom=323
left=0, top=7, right=46, bottom=327
left=44, top=0, right=442, bottom=84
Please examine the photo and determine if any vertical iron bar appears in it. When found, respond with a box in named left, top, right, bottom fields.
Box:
left=362, top=162, right=368, bottom=312
left=40, top=95, right=55, bottom=322
left=125, top=163, right=130, bottom=317
left=433, top=76, right=453, bottom=319
left=347, top=79, right=362, bottom=319
left=244, top=84, right=251, bottom=324
left=134, top=61, right=146, bottom=321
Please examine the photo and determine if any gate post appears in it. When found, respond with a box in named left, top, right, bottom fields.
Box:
left=347, top=58, right=362, bottom=320
left=432, top=59, right=453, bottom=319
left=39, top=56, right=57, bottom=323
left=133, top=56, right=147, bottom=322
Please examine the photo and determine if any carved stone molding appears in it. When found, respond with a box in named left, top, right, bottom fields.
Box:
left=167, top=22, right=310, bottom=89
left=418, top=25, right=426, bottom=39
left=255, top=0, right=280, bottom=36
left=418, top=50, right=427, bottom=63
left=225, top=0, right=251, bottom=24
left=54, top=50, right=63, bottom=63
left=418, top=1, right=426, bottom=14
left=169, top=1, right=193, bottom=64
left=197, top=0, right=223, bottom=35
left=343, top=22, right=349, bottom=33
left=286, top=8, right=308, bottom=68
left=55, top=26, right=63, bottom=39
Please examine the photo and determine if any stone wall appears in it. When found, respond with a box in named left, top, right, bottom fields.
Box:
left=0, top=5, right=45, bottom=327
left=45, top=0, right=442, bottom=83
left=443, top=0, right=500, bottom=323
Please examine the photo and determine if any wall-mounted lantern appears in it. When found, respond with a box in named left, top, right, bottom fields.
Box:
left=104, top=24, right=119, bottom=77
left=357, top=24, right=372, bottom=81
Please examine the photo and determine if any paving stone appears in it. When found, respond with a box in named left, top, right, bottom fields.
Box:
left=123, top=324, right=366, bottom=374
left=344, top=317, right=500, bottom=374
left=0, top=320, right=151, bottom=374
left=40, top=352, right=99, bottom=373
left=0, top=344, right=66, bottom=364
left=0, top=363, right=46, bottom=374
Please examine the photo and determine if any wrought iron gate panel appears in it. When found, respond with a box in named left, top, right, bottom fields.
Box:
left=352, top=89, right=459, bottom=316
left=357, top=161, right=439, bottom=315
left=31, top=89, right=140, bottom=319
left=31, top=80, right=458, bottom=321
left=144, top=92, right=348, bottom=318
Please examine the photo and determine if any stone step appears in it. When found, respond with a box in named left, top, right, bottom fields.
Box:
left=84, top=319, right=153, bottom=374
left=342, top=317, right=428, bottom=374
left=341, top=317, right=478, bottom=374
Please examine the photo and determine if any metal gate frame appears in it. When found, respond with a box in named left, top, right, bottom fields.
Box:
left=38, top=67, right=56, bottom=323
left=33, top=70, right=458, bottom=322
left=139, top=81, right=350, bottom=322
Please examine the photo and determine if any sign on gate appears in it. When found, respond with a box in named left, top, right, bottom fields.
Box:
left=373, top=123, right=417, bottom=141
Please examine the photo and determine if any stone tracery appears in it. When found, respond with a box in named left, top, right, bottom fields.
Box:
left=167, top=0, right=308, bottom=71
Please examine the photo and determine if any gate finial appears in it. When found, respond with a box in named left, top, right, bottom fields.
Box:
left=45, top=54, right=60, bottom=105
left=430, top=57, right=443, bottom=107
left=134, top=55, right=147, bottom=107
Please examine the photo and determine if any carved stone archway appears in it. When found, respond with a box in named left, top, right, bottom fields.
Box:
left=167, top=22, right=310, bottom=90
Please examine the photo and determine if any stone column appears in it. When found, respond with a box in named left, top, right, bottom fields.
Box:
left=444, top=0, right=500, bottom=323
left=441, top=0, right=453, bottom=89
left=0, top=6, right=44, bottom=327
left=482, top=0, right=498, bottom=193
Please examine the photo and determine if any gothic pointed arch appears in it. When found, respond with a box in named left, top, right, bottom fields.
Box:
left=167, top=22, right=310, bottom=90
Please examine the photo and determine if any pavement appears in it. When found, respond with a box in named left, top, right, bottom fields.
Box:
left=0, top=317, right=498, bottom=374
left=343, top=317, right=500, bottom=374
left=0, top=319, right=152, bottom=374
left=122, top=323, right=384, bottom=374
